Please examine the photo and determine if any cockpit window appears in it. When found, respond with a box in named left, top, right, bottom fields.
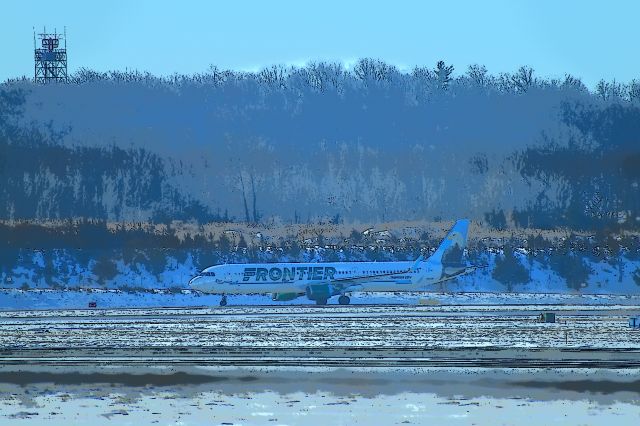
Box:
left=201, top=271, right=216, bottom=277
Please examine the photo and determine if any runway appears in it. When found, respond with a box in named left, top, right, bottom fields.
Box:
left=2, top=347, right=640, bottom=369
left=2, top=304, right=640, bottom=369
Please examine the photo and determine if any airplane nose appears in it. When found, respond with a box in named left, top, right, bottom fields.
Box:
left=188, top=275, right=205, bottom=290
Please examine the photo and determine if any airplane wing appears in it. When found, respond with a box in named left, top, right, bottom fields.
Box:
left=324, top=255, right=424, bottom=290
left=329, top=261, right=485, bottom=291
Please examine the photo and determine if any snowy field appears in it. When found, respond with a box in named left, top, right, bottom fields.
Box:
left=4, top=248, right=640, bottom=296
left=1, top=303, right=640, bottom=351
left=3, top=288, right=640, bottom=311
left=2, top=294, right=640, bottom=424
left=0, top=366, right=639, bottom=425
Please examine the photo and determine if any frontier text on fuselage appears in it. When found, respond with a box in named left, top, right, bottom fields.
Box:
left=243, top=266, right=336, bottom=282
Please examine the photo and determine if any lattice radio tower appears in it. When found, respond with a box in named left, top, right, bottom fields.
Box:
left=34, top=27, right=68, bottom=83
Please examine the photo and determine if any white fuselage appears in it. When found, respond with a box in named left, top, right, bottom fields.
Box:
left=189, top=260, right=446, bottom=295
left=189, top=219, right=472, bottom=304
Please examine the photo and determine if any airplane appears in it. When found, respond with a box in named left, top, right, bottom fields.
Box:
left=189, top=219, right=479, bottom=306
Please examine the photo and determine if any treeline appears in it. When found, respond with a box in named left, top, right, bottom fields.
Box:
left=6, top=60, right=639, bottom=101
left=0, top=140, right=216, bottom=222
left=0, top=217, right=638, bottom=292
left=514, top=102, right=640, bottom=230
left=1, top=218, right=638, bottom=252
left=487, top=233, right=640, bottom=291
left=0, top=230, right=638, bottom=291
left=1, top=60, right=639, bottom=230
left=0, top=219, right=438, bottom=250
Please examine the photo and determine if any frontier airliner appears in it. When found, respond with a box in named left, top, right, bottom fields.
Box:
left=189, top=219, right=477, bottom=305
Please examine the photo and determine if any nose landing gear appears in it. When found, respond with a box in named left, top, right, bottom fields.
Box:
left=220, top=294, right=228, bottom=307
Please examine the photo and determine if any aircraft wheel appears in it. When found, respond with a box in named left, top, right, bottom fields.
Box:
left=338, top=295, right=350, bottom=305
left=220, top=295, right=228, bottom=307
left=315, top=298, right=328, bottom=305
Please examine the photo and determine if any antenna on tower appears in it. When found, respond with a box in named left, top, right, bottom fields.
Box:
left=34, top=27, right=68, bottom=83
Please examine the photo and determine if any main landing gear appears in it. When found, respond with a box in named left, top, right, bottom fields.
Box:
left=315, top=295, right=351, bottom=305
left=220, top=294, right=228, bottom=307
left=338, top=295, right=351, bottom=305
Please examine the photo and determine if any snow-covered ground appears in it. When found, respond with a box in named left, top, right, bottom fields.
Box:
left=2, top=250, right=640, bottom=295
left=0, top=367, right=639, bottom=425
left=2, top=303, right=639, bottom=350
left=3, top=288, right=640, bottom=311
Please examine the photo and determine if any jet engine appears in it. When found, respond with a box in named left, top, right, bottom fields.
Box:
left=305, top=284, right=334, bottom=304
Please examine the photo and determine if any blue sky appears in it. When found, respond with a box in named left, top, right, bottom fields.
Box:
left=2, top=0, right=638, bottom=87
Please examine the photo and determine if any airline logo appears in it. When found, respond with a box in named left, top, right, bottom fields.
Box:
left=243, top=266, right=336, bottom=282
left=446, top=231, right=465, bottom=246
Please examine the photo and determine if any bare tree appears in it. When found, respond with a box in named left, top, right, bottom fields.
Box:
left=205, top=65, right=232, bottom=86
left=596, top=79, right=626, bottom=101
left=562, top=74, right=587, bottom=92
left=299, top=61, right=346, bottom=93
left=258, top=65, right=288, bottom=89
left=511, top=66, right=535, bottom=93
left=495, top=72, right=515, bottom=92
left=250, top=170, right=259, bottom=223
left=467, top=64, right=488, bottom=87
left=629, top=79, right=640, bottom=103
left=353, top=58, right=395, bottom=83
left=239, top=172, right=251, bottom=223
left=596, top=80, right=609, bottom=100
left=412, top=66, right=433, bottom=80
